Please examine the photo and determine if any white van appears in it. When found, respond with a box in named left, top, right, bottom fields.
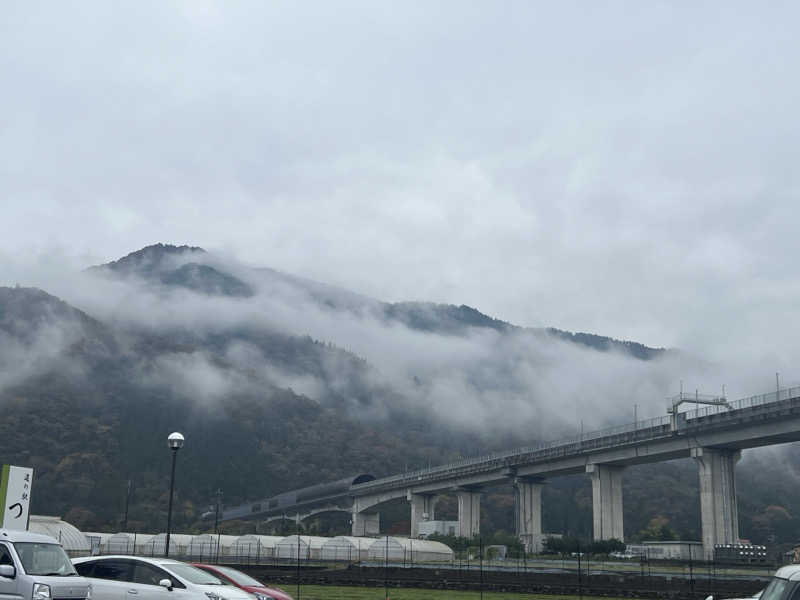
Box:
left=0, top=528, right=91, bottom=600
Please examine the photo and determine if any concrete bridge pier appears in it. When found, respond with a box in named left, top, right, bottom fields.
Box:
left=587, top=463, right=625, bottom=541
left=692, top=447, right=741, bottom=559
left=514, top=477, right=544, bottom=552
left=409, top=493, right=438, bottom=538
left=456, top=488, right=481, bottom=538
left=351, top=511, right=380, bottom=536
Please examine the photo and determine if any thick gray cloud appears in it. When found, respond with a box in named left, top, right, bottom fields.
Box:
left=1, top=0, right=799, bottom=368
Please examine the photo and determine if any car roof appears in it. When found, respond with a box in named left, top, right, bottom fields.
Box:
left=774, top=565, right=800, bottom=581
left=191, top=564, right=244, bottom=575
left=0, top=528, right=60, bottom=545
left=191, top=565, right=238, bottom=578
left=72, top=555, right=186, bottom=567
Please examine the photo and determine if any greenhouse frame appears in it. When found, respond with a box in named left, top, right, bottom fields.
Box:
left=229, top=535, right=284, bottom=562
left=140, top=533, right=195, bottom=557
left=104, top=533, right=155, bottom=555
left=275, top=535, right=328, bottom=560
left=187, top=534, right=238, bottom=561
left=320, top=536, right=374, bottom=561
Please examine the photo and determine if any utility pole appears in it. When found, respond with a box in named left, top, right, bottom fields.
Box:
left=122, top=479, right=132, bottom=531
left=296, top=515, right=301, bottom=600
left=214, top=488, right=223, bottom=534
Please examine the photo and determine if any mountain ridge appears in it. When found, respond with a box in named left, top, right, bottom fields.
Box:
left=86, top=243, right=666, bottom=358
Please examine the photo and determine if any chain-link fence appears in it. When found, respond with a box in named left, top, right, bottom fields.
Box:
left=82, top=533, right=780, bottom=600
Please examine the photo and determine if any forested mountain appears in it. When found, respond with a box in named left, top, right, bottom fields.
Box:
left=0, top=244, right=796, bottom=548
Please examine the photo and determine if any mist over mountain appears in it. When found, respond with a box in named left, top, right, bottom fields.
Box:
left=75, top=245, right=682, bottom=432
left=0, top=243, right=796, bottom=546
left=87, top=244, right=667, bottom=353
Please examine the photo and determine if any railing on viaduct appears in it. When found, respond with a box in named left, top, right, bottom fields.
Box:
left=349, top=385, right=800, bottom=495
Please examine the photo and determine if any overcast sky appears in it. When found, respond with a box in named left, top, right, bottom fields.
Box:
left=1, top=1, right=799, bottom=361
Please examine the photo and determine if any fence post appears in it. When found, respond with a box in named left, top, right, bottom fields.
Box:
left=479, top=536, right=484, bottom=600
left=523, top=545, right=527, bottom=577
left=295, top=534, right=301, bottom=600
left=587, top=551, right=590, bottom=588
left=577, top=542, right=583, bottom=600
left=384, top=536, right=389, bottom=600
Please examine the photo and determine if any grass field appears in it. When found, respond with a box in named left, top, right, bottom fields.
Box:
left=290, top=587, right=626, bottom=600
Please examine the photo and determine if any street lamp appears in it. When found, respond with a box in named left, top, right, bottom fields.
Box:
left=165, top=432, right=184, bottom=558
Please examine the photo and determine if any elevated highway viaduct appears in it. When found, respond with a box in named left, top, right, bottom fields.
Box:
left=224, top=385, right=800, bottom=558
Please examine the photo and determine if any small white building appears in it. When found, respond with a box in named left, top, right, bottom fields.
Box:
left=229, top=535, right=284, bottom=561
left=367, top=536, right=454, bottom=563
left=28, top=516, right=91, bottom=557
left=627, top=541, right=703, bottom=560
left=486, top=545, right=508, bottom=560
left=320, top=536, right=374, bottom=561
left=275, top=535, right=327, bottom=560
left=105, top=533, right=155, bottom=555
left=418, top=521, right=458, bottom=538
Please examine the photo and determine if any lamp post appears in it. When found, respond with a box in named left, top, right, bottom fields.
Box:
left=165, top=432, right=185, bottom=558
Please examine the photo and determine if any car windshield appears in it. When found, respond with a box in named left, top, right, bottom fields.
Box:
left=212, top=566, right=264, bottom=587
left=760, top=577, right=789, bottom=600
left=163, top=563, right=224, bottom=585
left=14, top=543, right=77, bottom=576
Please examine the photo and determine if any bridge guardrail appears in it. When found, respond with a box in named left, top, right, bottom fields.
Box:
left=684, top=386, right=800, bottom=420
left=352, top=386, right=800, bottom=493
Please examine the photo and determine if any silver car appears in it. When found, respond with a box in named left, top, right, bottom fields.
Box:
left=72, top=556, right=254, bottom=600
left=0, top=528, right=91, bottom=600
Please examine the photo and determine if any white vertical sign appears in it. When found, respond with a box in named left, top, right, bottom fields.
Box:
left=0, top=465, right=34, bottom=531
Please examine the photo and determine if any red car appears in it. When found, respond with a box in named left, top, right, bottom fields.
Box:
left=192, top=564, right=293, bottom=600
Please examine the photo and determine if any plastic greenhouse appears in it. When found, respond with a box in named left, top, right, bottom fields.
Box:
left=367, top=536, right=454, bottom=563
left=28, top=516, right=91, bottom=557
